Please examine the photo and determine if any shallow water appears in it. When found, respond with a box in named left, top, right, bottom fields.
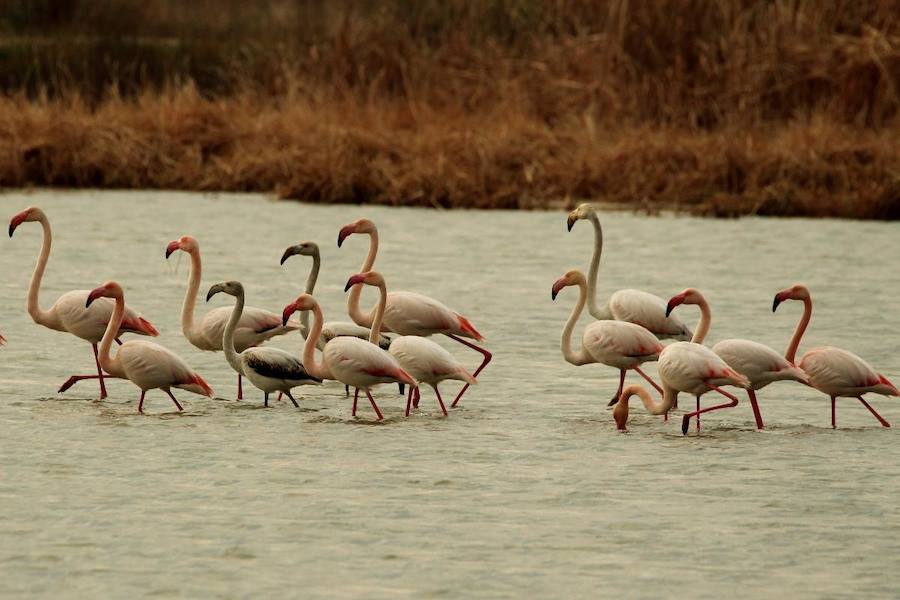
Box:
left=1, top=190, right=899, bottom=598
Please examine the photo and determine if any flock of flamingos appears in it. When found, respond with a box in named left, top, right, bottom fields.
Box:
left=4, top=203, right=899, bottom=434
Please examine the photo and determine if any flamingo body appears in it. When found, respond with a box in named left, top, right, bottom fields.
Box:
left=116, top=340, right=212, bottom=396
left=388, top=336, right=476, bottom=386
left=239, top=346, right=321, bottom=395
left=581, top=320, right=663, bottom=370
left=606, top=289, right=692, bottom=340
left=799, top=346, right=900, bottom=399
left=659, top=342, right=750, bottom=397
left=45, top=290, right=158, bottom=342
left=713, top=339, right=809, bottom=391
left=323, top=337, right=411, bottom=389
left=379, top=291, right=482, bottom=339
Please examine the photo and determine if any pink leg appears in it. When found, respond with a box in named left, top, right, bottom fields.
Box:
left=857, top=396, right=890, bottom=428
left=237, top=374, right=243, bottom=401
left=277, top=393, right=283, bottom=402
left=831, top=396, right=836, bottom=429
left=607, top=370, right=627, bottom=407
left=364, top=389, right=384, bottom=421
left=447, top=334, right=492, bottom=408
left=747, top=389, right=765, bottom=430
left=433, top=386, right=448, bottom=416
left=696, top=396, right=701, bottom=431
left=681, top=386, right=740, bottom=435
left=58, top=344, right=123, bottom=398
left=352, top=388, right=359, bottom=416
left=93, top=344, right=108, bottom=399
left=413, top=386, right=420, bottom=408
left=634, top=366, right=664, bottom=396
left=405, top=387, right=413, bottom=417
left=138, top=390, right=146, bottom=413
left=164, top=389, right=184, bottom=412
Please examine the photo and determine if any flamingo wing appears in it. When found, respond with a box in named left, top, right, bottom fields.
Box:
left=608, top=289, right=692, bottom=340
left=51, top=290, right=157, bottom=342
left=243, top=347, right=321, bottom=383
left=118, top=340, right=212, bottom=396
left=324, top=337, right=413, bottom=387
left=322, top=321, right=392, bottom=350
left=660, top=342, right=749, bottom=394
left=382, top=291, right=461, bottom=337
left=388, top=336, right=473, bottom=384
left=799, top=346, right=896, bottom=396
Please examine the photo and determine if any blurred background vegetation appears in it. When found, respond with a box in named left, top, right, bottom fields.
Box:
left=1, top=0, right=899, bottom=216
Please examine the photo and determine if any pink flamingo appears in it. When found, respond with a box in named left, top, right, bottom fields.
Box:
left=566, top=203, right=692, bottom=340
left=166, top=236, right=298, bottom=399
left=551, top=269, right=664, bottom=407
left=347, top=271, right=476, bottom=417
left=613, top=289, right=750, bottom=434
left=667, top=288, right=810, bottom=430
left=281, top=287, right=417, bottom=422
left=773, top=284, right=898, bottom=428
left=338, top=218, right=490, bottom=408
left=9, top=207, right=159, bottom=399
left=87, top=281, right=213, bottom=413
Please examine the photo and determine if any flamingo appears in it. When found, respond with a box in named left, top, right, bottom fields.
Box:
left=281, top=288, right=417, bottom=422
left=279, top=241, right=400, bottom=397
left=206, top=281, right=320, bottom=407
left=773, top=284, right=898, bottom=428
left=613, top=288, right=751, bottom=434
left=165, top=235, right=298, bottom=399
left=347, top=271, right=476, bottom=417
left=551, top=269, right=664, bottom=408
left=337, top=218, right=491, bottom=408
left=566, top=203, right=692, bottom=340
left=9, top=206, right=159, bottom=399
left=86, top=281, right=213, bottom=413
left=666, top=288, right=810, bottom=430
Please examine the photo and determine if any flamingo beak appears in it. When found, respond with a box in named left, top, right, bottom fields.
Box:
left=280, top=246, right=300, bottom=265
left=165, top=240, right=180, bottom=259
left=551, top=278, right=566, bottom=301
left=8, top=210, right=28, bottom=238
left=282, top=301, right=298, bottom=326
left=205, top=284, right=223, bottom=302
left=337, top=225, right=356, bottom=247
left=344, top=273, right=366, bottom=292
left=566, top=214, right=577, bottom=232
left=665, top=293, right=686, bottom=317
left=772, top=293, right=785, bottom=313
left=85, top=286, right=105, bottom=308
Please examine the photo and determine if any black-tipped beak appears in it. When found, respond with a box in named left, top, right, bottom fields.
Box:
left=165, top=241, right=180, bottom=259
left=7, top=223, right=14, bottom=238
left=665, top=300, right=677, bottom=318
left=85, top=296, right=94, bottom=308
left=551, top=288, right=559, bottom=301
left=206, top=286, right=220, bottom=302
left=566, top=216, right=575, bottom=232
left=772, top=296, right=782, bottom=313
left=280, top=247, right=296, bottom=265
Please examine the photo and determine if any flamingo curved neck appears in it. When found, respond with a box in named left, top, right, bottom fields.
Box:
left=368, top=281, right=388, bottom=343
left=299, top=251, right=321, bottom=338
left=690, top=297, right=711, bottom=344
left=616, top=384, right=677, bottom=421
left=303, top=303, right=331, bottom=380
left=222, top=292, right=246, bottom=375
left=97, top=293, right=125, bottom=377
left=584, top=212, right=611, bottom=321
left=26, top=216, right=55, bottom=327
left=347, top=229, right=379, bottom=327
left=180, top=250, right=205, bottom=346
left=561, top=279, right=592, bottom=366
left=785, top=297, right=812, bottom=363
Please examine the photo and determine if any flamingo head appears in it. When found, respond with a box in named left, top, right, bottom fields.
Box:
left=86, top=281, right=123, bottom=308
left=282, top=293, right=317, bottom=326
left=280, top=241, right=319, bottom=265
left=666, top=287, right=703, bottom=317
left=337, top=218, right=375, bottom=247
left=8, top=206, right=44, bottom=237
left=344, top=270, right=385, bottom=292
left=206, top=280, right=243, bottom=302
left=773, top=284, right=810, bottom=312
left=566, top=203, right=595, bottom=232
left=551, top=269, right=585, bottom=300
left=165, top=235, right=198, bottom=259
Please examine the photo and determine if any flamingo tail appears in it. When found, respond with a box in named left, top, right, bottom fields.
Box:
left=177, top=373, right=214, bottom=397
left=121, top=316, right=159, bottom=337
left=456, top=314, right=484, bottom=341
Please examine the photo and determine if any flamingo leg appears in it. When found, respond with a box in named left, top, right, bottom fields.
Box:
left=413, top=386, right=420, bottom=408
left=399, top=382, right=406, bottom=395
left=352, top=388, right=359, bottom=416
left=747, top=389, right=765, bottom=430
left=681, top=386, right=740, bottom=435
left=634, top=367, right=664, bottom=396
left=345, top=384, right=350, bottom=397
left=237, top=374, right=243, bottom=401
left=433, top=386, right=448, bottom=416
left=57, top=343, right=120, bottom=399
left=284, top=390, right=300, bottom=408
left=831, top=396, right=836, bottom=429
left=138, top=390, right=146, bottom=413
left=696, top=396, right=701, bottom=431
left=405, top=387, right=413, bottom=416
left=277, top=393, right=283, bottom=402
left=364, top=389, right=384, bottom=421
left=446, top=334, right=492, bottom=408
left=857, top=396, right=890, bottom=428
left=607, top=370, right=627, bottom=407
left=264, top=392, right=269, bottom=408
left=164, top=389, right=184, bottom=412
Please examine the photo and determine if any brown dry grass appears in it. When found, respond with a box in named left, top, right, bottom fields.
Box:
left=1, top=0, right=899, bottom=218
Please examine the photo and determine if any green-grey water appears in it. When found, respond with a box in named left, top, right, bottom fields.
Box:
left=1, top=190, right=899, bottom=598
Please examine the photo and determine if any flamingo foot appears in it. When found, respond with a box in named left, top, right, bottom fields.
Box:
left=748, top=389, right=765, bottom=430
left=681, top=386, right=740, bottom=435
left=57, top=373, right=119, bottom=398
left=364, top=389, right=384, bottom=421
left=857, top=396, right=890, bottom=428
left=447, top=334, right=492, bottom=408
